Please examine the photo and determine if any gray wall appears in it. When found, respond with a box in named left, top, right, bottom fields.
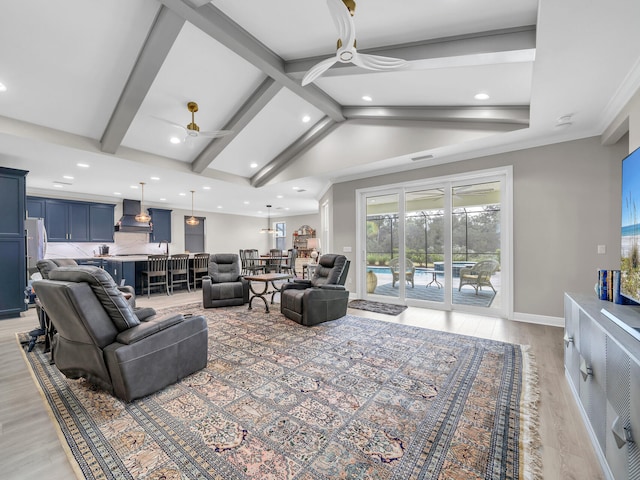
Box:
left=330, top=136, right=627, bottom=318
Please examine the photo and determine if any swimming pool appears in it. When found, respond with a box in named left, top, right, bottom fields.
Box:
left=366, top=266, right=439, bottom=277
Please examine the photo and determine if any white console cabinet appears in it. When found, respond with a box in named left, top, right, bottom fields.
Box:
left=564, top=293, right=640, bottom=480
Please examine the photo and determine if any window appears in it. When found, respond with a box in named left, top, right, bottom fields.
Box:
left=275, top=222, right=286, bottom=251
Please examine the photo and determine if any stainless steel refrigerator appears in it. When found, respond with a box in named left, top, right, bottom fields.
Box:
left=25, top=217, right=47, bottom=272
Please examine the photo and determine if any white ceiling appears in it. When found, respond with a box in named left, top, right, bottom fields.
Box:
left=1, top=0, right=639, bottom=218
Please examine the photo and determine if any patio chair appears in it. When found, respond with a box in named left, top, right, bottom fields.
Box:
left=458, top=259, right=499, bottom=294
left=389, top=257, right=415, bottom=288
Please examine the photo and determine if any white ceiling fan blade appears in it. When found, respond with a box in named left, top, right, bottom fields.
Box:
left=352, top=52, right=408, bottom=71
left=197, top=129, right=233, bottom=138
left=302, top=57, right=337, bottom=86
left=326, top=0, right=356, bottom=50
left=153, top=116, right=188, bottom=133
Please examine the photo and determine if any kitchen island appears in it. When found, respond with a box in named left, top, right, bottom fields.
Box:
left=75, top=256, right=149, bottom=294
left=64, top=254, right=200, bottom=295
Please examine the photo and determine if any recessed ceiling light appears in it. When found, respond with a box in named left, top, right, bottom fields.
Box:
left=203, top=186, right=211, bottom=190
left=0, top=82, right=7, bottom=92
left=130, top=185, right=138, bottom=189
left=276, top=194, right=284, bottom=199
left=302, top=115, right=311, bottom=123
left=53, top=184, right=63, bottom=188
left=114, top=192, right=121, bottom=196
left=150, top=176, right=160, bottom=180
left=217, top=205, right=223, bottom=209
left=292, top=186, right=300, bottom=190
left=77, top=163, right=89, bottom=168
left=160, top=198, right=166, bottom=201
left=179, top=192, right=186, bottom=196
left=170, top=137, right=181, bottom=144
left=250, top=162, right=258, bottom=169
left=362, top=95, right=372, bottom=102
left=243, top=201, right=250, bottom=205
left=63, top=175, right=74, bottom=180
left=474, top=93, right=490, bottom=100
left=285, top=207, right=290, bottom=210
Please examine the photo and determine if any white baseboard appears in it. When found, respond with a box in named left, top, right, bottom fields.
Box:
left=511, top=311, right=564, bottom=328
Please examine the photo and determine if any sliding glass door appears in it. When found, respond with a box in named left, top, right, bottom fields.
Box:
left=358, top=170, right=508, bottom=316
left=364, top=192, right=401, bottom=302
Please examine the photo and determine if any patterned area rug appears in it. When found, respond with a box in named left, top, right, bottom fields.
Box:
left=348, top=299, right=408, bottom=316
left=18, top=303, right=542, bottom=479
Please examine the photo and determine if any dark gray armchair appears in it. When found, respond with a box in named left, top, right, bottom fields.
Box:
left=33, top=266, right=208, bottom=402
left=280, top=254, right=350, bottom=326
left=202, top=253, right=249, bottom=308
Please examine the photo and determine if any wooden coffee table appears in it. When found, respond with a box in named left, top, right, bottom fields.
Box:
left=243, top=273, right=293, bottom=312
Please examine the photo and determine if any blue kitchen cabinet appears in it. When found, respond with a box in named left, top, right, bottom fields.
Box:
left=0, top=167, right=28, bottom=319
left=26, top=197, right=45, bottom=219
left=45, top=199, right=89, bottom=242
left=28, top=196, right=114, bottom=242
left=90, top=204, right=115, bottom=242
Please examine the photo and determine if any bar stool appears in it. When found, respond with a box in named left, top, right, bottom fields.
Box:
left=142, top=254, right=169, bottom=298
left=190, top=252, right=210, bottom=289
left=168, top=253, right=190, bottom=293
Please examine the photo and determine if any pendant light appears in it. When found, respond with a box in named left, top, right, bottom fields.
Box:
left=260, top=204, right=276, bottom=234
left=186, top=190, right=200, bottom=226
left=134, top=182, right=151, bottom=223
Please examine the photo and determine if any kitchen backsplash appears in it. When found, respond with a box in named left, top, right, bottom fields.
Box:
left=45, top=232, right=169, bottom=258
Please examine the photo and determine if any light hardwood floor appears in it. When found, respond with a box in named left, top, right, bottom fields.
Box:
left=0, top=291, right=604, bottom=480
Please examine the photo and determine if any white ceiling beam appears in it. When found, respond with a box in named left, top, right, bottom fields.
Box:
left=191, top=77, right=283, bottom=173
left=285, top=26, right=536, bottom=78
left=251, top=117, right=339, bottom=188
left=100, top=6, right=185, bottom=154
left=159, top=0, right=345, bottom=122
left=343, top=106, right=530, bottom=125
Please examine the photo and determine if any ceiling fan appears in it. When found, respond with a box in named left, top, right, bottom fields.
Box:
left=157, top=101, right=232, bottom=145
left=301, top=0, right=408, bottom=86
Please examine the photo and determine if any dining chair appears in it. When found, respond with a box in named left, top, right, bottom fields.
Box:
left=190, top=252, right=210, bottom=289
left=266, top=249, right=283, bottom=273
left=168, top=253, right=191, bottom=293
left=280, top=248, right=298, bottom=276
left=141, top=254, right=169, bottom=298
left=244, top=249, right=265, bottom=275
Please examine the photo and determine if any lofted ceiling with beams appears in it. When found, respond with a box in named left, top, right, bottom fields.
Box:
left=1, top=0, right=639, bottom=218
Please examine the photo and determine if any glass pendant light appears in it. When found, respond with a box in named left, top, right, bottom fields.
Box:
left=186, top=190, right=200, bottom=226
left=134, top=182, right=151, bottom=223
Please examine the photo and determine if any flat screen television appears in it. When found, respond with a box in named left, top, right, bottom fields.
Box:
left=620, top=146, right=640, bottom=304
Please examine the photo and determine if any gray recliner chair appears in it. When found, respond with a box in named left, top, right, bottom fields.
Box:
left=37, top=258, right=136, bottom=308
left=280, top=254, right=350, bottom=326
left=33, top=266, right=208, bottom=402
left=202, top=253, right=249, bottom=308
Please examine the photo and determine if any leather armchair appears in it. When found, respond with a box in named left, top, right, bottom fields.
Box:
left=202, top=253, right=249, bottom=308
left=37, top=258, right=136, bottom=308
left=33, top=265, right=208, bottom=402
left=280, top=254, right=350, bottom=326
